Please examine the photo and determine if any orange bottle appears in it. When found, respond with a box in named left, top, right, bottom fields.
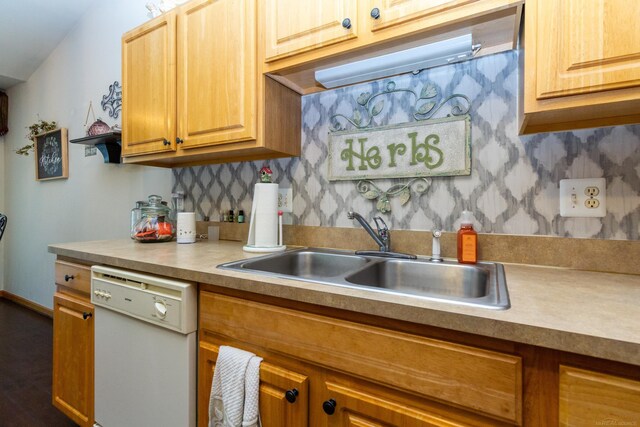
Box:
left=457, top=211, right=477, bottom=264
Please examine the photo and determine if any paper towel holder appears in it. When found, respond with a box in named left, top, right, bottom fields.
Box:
left=243, top=182, right=286, bottom=253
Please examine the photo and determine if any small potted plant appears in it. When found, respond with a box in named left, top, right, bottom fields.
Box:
left=15, top=118, right=57, bottom=156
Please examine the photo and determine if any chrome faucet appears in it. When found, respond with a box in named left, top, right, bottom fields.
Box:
left=347, top=211, right=416, bottom=259
left=347, top=211, right=390, bottom=252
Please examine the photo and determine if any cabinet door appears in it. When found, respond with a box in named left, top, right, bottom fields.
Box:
left=264, top=0, right=359, bottom=62
left=535, top=0, right=640, bottom=99
left=321, top=379, right=471, bottom=427
left=122, top=12, right=177, bottom=156
left=198, top=342, right=309, bottom=427
left=177, top=0, right=256, bottom=149
left=52, top=293, right=94, bottom=427
left=559, top=365, right=640, bottom=427
left=367, top=0, right=478, bottom=33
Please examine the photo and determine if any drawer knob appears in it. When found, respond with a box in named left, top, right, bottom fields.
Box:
left=82, top=312, right=92, bottom=320
left=370, top=7, right=380, bottom=19
left=341, top=18, right=351, bottom=29
left=322, top=398, right=336, bottom=415
left=163, top=138, right=171, bottom=146
left=176, top=137, right=184, bottom=144
left=285, top=388, right=298, bottom=403
left=64, top=274, right=74, bottom=282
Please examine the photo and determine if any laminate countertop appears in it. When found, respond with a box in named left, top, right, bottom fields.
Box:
left=49, top=239, right=640, bottom=366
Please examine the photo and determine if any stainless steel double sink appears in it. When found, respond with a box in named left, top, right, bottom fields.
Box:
left=218, top=248, right=510, bottom=309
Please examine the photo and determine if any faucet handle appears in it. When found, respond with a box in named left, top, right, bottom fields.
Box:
left=373, top=217, right=389, bottom=235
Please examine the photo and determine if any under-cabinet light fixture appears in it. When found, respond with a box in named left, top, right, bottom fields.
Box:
left=315, top=34, right=478, bottom=89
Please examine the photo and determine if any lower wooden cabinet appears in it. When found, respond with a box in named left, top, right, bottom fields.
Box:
left=52, top=292, right=94, bottom=427
left=198, top=289, right=523, bottom=426
left=559, top=365, right=640, bottom=427
left=198, top=341, right=309, bottom=426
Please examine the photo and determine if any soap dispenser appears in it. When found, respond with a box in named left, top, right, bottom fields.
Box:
left=457, top=211, right=477, bottom=264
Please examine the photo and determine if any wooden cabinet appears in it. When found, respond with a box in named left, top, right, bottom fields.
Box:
left=264, top=0, right=358, bottom=62
left=559, top=365, right=640, bottom=427
left=198, top=341, right=309, bottom=427
left=52, top=260, right=94, bottom=427
left=177, top=0, right=256, bottom=149
left=264, top=0, right=523, bottom=94
left=521, top=0, right=640, bottom=134
left=122, top=0, right=300, bottom=167
left=199, top=289, right=523, bottom=426
left=122, top=11, right=176, bottom=156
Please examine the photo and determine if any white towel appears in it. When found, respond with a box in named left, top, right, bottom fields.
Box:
left=209, top=346, right=263, bottom=427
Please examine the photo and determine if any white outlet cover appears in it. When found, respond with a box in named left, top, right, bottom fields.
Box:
left=277, top=188, right=293, bottom=213
left=559, top=178, right=606, bottom=218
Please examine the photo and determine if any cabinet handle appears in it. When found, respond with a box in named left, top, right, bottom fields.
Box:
left=176, top=137, right=184, bottom=144
left=82, top=312, right=92, bottom=320
left=285, top=388, right=298, bottom=403
left=64, top=274, right=74, bottom=282
left=370, top=7, right=380, bottom=19
left=341, top=18, right=351, bottom=29
left=322, top=398, right=336, bottom=415
left=163, top=138, right=171, bottom=146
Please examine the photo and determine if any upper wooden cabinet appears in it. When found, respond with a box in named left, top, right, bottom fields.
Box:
left=520, top=0, right=640, bottom=134
left=122, top=11, right=176, bottom=156
left=177, top=0, right=256, bottom=149
left=122, top=0, right=300, bottom=167
left=264, top=0, right=359, bottom=62
left=263, top=0, right=524, bottom=94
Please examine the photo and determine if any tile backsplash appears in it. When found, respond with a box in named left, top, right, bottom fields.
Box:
left=173, top=50, right=640, bottom=240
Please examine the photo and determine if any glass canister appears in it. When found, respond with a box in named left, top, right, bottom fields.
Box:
left=130, top=200, right=148, bottom=239
left=132, top=195, right=175, bottom=243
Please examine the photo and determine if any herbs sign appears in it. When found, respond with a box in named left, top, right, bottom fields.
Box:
left=328, top=115, right=470, bottom=181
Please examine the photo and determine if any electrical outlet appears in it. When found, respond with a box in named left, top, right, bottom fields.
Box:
left=559, top=178, right=606, bottom=217
left=278, top=188, right=293, bottom=213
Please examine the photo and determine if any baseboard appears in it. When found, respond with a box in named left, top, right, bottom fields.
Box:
left=0, top=290, right=53, bottom=318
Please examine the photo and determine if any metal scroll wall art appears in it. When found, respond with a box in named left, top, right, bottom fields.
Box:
left=101, top=81, right=122, bottom=119
left=328, top=81, right=472, bottom=213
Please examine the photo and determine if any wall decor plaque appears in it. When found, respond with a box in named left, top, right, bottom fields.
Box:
left=34, top=128, right=68, bottom=181
left=328, top=115, right=471, bottom=181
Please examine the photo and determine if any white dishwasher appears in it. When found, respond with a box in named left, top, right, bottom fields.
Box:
left=91, top=266, right=197, bottom=427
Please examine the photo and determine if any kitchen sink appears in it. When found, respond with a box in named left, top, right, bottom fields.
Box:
left=226, top=248, right=370, bottom=279
left=218, top=248, right=509, bottom=309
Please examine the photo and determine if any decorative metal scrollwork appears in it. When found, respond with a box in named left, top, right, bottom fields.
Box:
left=101, top=81, right=122, bottom=119
left=330, top=81, right=470, bottom=132
left=356, top=178, right=430, bottom=213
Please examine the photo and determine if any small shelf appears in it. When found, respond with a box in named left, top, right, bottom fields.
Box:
left=70, top=131, right=122, bottom=164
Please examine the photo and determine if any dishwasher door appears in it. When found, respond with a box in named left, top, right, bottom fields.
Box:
left=91, top=266, right=197, bottom=427
left=94, top=307, right=196, bottom=427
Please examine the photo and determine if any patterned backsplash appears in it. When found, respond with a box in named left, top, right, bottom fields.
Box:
left=173, top=50, right=640, bottom=240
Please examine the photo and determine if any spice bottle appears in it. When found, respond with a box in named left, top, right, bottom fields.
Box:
left=238, top=210, right=245, bottom=223
left=457, top=211, right=477, bottom=264
left=228, top=209, right=234, bottom=222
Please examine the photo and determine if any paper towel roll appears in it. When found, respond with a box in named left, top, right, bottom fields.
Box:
left=254, top=183, right=279, bottom=247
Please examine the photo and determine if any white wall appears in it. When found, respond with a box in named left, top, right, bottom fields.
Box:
left=3, top=0, right=172, bottom=308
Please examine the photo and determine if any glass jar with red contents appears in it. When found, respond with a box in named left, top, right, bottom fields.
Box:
left=132, top=195, right=175, bottom=243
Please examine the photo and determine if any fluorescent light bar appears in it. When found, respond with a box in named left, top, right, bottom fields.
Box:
left=315, top=34, right=476, bottom=89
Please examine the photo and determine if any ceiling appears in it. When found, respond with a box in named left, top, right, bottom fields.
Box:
left=0, top=0, right=94, bottom=90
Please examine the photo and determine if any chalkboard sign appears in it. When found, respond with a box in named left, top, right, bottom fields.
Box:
left=34, top=128, right=68, bottom=181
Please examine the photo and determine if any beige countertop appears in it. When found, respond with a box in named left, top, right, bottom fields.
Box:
left=49, top=239, right=640, bottom=366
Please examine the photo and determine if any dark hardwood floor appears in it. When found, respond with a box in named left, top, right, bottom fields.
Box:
left=0, top=298, right=77, bottom=427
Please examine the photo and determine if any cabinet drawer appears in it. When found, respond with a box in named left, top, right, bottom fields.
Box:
left=200, top=292, right=522, bottom=424
left=55, top=260, right=91, bottom=294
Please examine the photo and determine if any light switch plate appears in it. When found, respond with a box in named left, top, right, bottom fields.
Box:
left=559, top=178, right=606, bottom=217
